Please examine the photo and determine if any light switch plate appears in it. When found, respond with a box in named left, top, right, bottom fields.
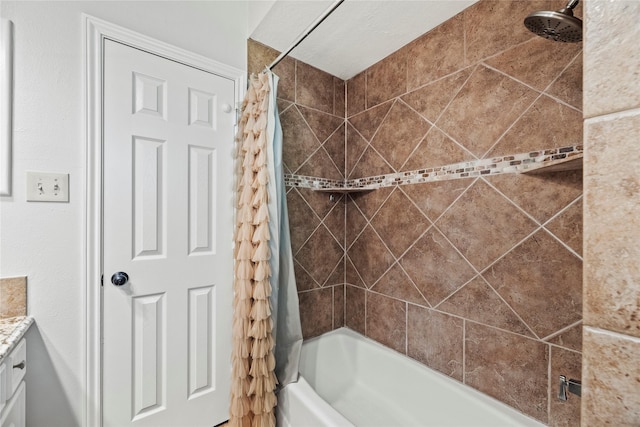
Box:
left=26, top=171, right=69, bottom=202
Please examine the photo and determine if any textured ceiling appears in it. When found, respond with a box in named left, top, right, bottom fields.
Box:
left=250, top=0, right=478, bottom=80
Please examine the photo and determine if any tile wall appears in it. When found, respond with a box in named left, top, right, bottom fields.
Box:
left=248, top=40, right=347, bottom=339
left=344, top=1, right=583, bottom=424
left=582, top=1, right=640, bottom=425
left=249, top=0, right=586, bottom=424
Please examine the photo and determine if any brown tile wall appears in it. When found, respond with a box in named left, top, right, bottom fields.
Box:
left=248, top=0, right=599, bottom=423
left=345, top=1, right=583, bottom=424
left=248, top=40, right=346, bottom=339
left=582, top=1, right=640, bottom=425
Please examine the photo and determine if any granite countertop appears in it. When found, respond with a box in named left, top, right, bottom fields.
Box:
left=0, top=316, right=34, bottom=364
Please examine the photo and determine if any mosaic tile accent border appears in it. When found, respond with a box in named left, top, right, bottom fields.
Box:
left=284, top=145, right=583, bottom=191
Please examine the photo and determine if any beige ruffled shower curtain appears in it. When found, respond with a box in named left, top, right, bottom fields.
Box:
left=229, top=73, right=278, bottom=427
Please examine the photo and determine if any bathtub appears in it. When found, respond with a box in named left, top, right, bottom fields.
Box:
left=276, top=327, right=545, bottom=427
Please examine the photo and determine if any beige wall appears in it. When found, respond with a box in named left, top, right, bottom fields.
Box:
left=582, top=1, right=640, bottom=425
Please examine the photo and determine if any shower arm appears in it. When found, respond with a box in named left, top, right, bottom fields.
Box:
left=565, top=0, right=579, bottom=11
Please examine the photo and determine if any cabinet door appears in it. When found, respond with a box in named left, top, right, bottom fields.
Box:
left=0, top=382, right=25, bottom=427
left=8, top=340, right=25, bottom=396
left=0, top=363, right=6, bottom=414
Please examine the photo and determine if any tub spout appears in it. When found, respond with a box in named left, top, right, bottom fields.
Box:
left=558, top=375, right=581, bottom=401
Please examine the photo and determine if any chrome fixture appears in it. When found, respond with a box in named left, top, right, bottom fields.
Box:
left=524, top=0, right=582, bottom=43
left=558, top=375, right=582, bottom=401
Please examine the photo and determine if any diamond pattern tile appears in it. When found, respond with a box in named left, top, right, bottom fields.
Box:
left=463, top=0, right=549, bottom=65
left=350, top=187, right=393, bottom=220
left=546, top=198, right=583, bottom=256
left=436, top=180, right=538, bottom=270
left=369, top=188, right=428, bottom=257
left=296, top=61, right=334, bottom=114
left=401, top=178, right=474, bottom=222
left=348, top=100, right=393, bottom=141
left=323, top=197, right=345, bottom=249
left=270, top=7, right=586, bottom=422
left=370, top=101, right=430, bottom=170
left=487, top=95, right=583, bottom=157
left=296, top=146, right=343, bottom=180
left=296, top=225, right=344, bottom=288
left=286, top=189, right=320, bottom=254
left=438, top=276, right=534, bottom=337
left=334, top=77, right=345, bottom=117
left=402, top=126, right=474, bottom=172
left=298, top=188, right=337, bottom=221
left=323, top=124, right=345, bottom=176
left=348, top=225, right=395, bottom=288
left=272, top=56, right=295, bottom=102
left=367, top=48, right=407, bottom=108
left=484, top=230, right=582, bottom=338
left=277, top=99, right=293, bottom=114
left=399, top=227, right=476, bottom=306
left=436, top=66, right=538, bottom=158
left=371, top=263, right=428, bottom=306
left=298, top=106, right=344, bottom=144
left=485, top=37, right=582, bottom=92
left=401, top=67, right=472, bottom=123
left=546, top=53, right=583, bottom=110
left=346, top=123, right=368, bottom=177
left=325, top=257, right=345, bottom=287
left=293, top=259, right=318, bottom=292
left=346, top=71, right=366, bottom=117
left=281, top=106, right=321, bottom=172
left=345, top=198, right=368, bottom=248
left=406, top=13, right=465, bottom=91
left=545, top=322, right=582, bottom=352
left=345, top=256, right=366, bottom=288
left=485, top=169, right=583, bottom=224
left=350, top=146, right=393, bottom=178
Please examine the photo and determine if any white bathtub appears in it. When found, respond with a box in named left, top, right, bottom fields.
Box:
left=276, top=327, right=545, bottom=427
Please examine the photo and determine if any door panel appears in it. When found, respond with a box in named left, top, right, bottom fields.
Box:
left=103, top=39, right=234, bottom=427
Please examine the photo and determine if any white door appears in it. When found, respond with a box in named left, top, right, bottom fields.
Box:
left=102, top=39, right=235, bottom=427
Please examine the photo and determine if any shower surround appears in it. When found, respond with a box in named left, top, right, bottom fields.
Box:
left=248, top=0, right=583, bottom=425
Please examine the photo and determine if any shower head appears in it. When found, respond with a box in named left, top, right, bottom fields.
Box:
left=524, top=0, right=582, bottom=43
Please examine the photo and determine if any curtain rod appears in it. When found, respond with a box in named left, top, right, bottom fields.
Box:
left=267, top=0, right=346, bottom=71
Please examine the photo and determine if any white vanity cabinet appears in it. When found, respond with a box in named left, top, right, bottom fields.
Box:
left=0, top=339, right=26, bottom=427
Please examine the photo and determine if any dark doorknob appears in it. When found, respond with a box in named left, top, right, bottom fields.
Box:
left=111, top=272, right=129, bottom=286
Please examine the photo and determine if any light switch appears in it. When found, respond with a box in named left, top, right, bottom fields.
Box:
left=26, top=171, right=69, bottom=202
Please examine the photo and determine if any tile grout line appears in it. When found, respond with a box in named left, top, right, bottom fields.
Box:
left=462, top=319, right=466, bottom=385
left=547, top=344, right=552, bottom=420
left=399, top=297, right=547, bottom=345
left=479, top=89, right=544, bottom=159
left=405, top=301, right=409, bottom=355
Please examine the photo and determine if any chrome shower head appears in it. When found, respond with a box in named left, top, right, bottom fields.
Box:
left=524, top=0, right=582, bottom=43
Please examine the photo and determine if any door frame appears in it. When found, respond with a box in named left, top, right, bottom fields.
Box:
left=83, top=15, right=245, bottom=427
